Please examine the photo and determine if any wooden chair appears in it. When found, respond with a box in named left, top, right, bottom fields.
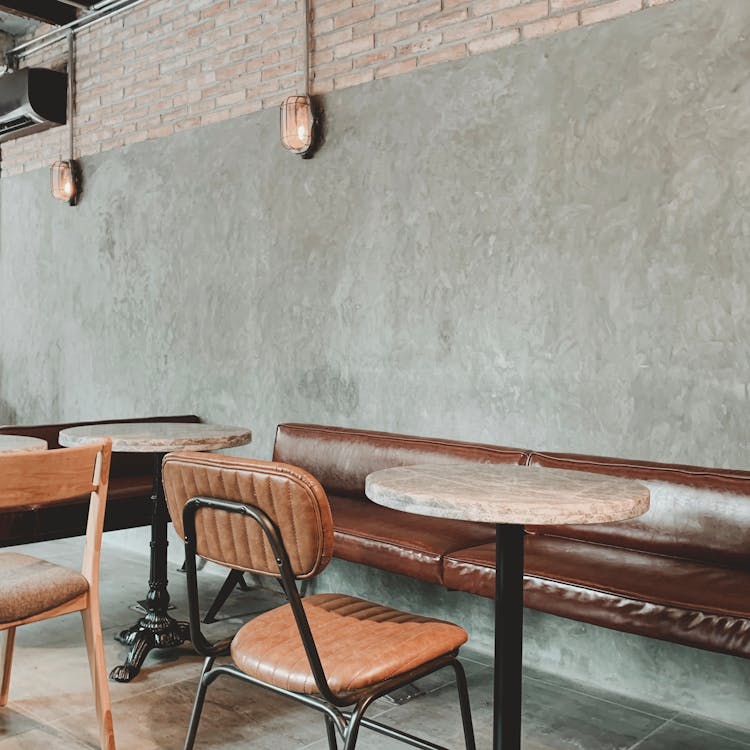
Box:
left=162, top=451, right=476, bottom=750
left=0, top=440, right=115, bottom=750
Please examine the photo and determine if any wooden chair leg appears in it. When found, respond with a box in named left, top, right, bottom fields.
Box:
left=81, top=606, right=116, bottom=750
left=0, top=627, right=15, bottom=707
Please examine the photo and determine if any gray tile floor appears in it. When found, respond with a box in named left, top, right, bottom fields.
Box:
left=2, top=538, right=749, bottom=750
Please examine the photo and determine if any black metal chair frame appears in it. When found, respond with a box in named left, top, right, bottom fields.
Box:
left=181, top=495, right=477, bottom=750
left=201, top=568, right=251, bottom=623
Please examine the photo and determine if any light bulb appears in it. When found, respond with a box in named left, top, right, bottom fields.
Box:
left=297, top=123, right=307, bottom=141
left=63, top=181, right=72, bottom=196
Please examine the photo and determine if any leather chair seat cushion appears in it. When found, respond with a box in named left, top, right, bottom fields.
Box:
left=231, top=593, right=467, bottom=699
left=0, top=552, right=88, bottom=623
left=444, top=536, right=750, bottom=618
left=329, top=494, right=496, bottom=584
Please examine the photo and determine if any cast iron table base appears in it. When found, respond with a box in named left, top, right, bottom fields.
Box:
left=109, top=453, right=190, bottom=682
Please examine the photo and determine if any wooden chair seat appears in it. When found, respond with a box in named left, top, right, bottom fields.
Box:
left=0, top=552, right=88, bottom=624
left=0, top=441, right=115, bottom=750
left=231, top=593, right=467, bottom=698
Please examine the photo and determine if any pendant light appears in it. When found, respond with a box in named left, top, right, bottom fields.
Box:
left=51, top=31, right=80, bottom=204
left=280, top=0, right=315, bottom=155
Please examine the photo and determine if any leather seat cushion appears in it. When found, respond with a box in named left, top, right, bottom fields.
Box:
left=231, top=593, right=467, bottom=699
left=329, top=494, right=496, bottom=584
left=0, top=552, right=88, bottom=623
left=444, top=536, right=750, bottom=617
left=3, top=475, right=152, bottom=514
left=442, top=536, right=750, bottom=657
left=1, top=475, right=153, bottom=547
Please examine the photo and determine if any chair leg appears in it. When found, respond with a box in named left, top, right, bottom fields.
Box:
left=451, top=660, right=476, bottom=750
left=203, top=570, right=245, bottom=623
left=0, top=627, right=16, bottom=707
left=325, top=715, right=339, bottom=750
left=342, top=695, right=377, bottom=750
left=184, top=657, right=216, bottom=750
left=81, top=607, right=116, bottom=750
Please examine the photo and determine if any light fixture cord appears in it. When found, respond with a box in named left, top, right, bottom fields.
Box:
left=67, top=29, right=75, bottom=160
left=302, top=0, right=309, bottom=97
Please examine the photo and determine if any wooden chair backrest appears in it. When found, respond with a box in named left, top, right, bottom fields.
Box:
left=0, top=441, right=110, bottom=508
left=0, top=441, right=112, bottom=585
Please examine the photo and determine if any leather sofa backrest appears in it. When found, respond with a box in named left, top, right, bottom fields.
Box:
left=527, top=452, right=750, bottom=570
left=273, top=423, right=529, bottom=499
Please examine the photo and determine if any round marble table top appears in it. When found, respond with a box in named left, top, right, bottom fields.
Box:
left=59, top=422, right=252, bottom=453
left=365, top=463, right=650, bottom=526
left=0, top=435, right=48, bottom=453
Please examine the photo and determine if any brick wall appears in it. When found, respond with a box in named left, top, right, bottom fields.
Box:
left=1, top=0, right=676, bottom=175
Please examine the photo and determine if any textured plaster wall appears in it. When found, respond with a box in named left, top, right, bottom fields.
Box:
left=2, top=0, right=748, bottom=467
left=1, top=0, right=749, bottom=725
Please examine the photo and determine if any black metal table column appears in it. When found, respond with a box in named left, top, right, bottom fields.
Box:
left=109, top=453, right=189, bottom=682
left=494, top=523, right=524, bottom=750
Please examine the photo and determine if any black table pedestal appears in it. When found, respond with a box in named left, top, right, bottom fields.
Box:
left=109, top=453, right=189, bottom=682
left=494, top=523, right=525, bottom=750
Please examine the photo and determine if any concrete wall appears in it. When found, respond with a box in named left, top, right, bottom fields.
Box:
left=2, top=0, right=749, bottom=726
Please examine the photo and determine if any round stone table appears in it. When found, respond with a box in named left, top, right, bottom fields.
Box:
left=0, top=435, right=48, bottom=453
left=365, top=463, right=650, bottom=750
left=59, top=422, right=252, bottom=682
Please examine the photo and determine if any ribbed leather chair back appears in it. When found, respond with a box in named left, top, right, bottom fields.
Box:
left=162, top=452, right=334, bottom=580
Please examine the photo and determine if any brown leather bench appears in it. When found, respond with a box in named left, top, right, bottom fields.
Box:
left=0, top=415, right=201, bottom=547
left=272, top=423, right=750, bottom=660
left=272, top=423, right=528, bottom=584
left=444, top=451, right=750, bottom=659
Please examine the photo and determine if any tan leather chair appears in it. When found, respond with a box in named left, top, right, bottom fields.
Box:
left=0, top=440, right=115, bottom=750
left=162, top=451, right=476, bottom=750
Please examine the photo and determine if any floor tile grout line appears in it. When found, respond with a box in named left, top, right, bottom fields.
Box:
left=625, top=717, right=673, bottom=750
left=522, top=672, right=681, bottom=722
left=668, top=718, right=750, bottom=749
left=4, top=709, right=94, bottom=750
left=460, top=655, right=681, bottom=724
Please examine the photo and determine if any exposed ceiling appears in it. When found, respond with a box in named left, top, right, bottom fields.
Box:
left=0, top=9, right=38, bottom=37
left=0, top=1, right=98, bottom=38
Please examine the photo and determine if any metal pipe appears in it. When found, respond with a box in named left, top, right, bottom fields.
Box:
left=12, top=0, right=135, bottom=52
left=67, top=30, right=74, bottom=159
left=302, top=0, right=309, bottom=97
left=9, top=0, right=145, bottom=60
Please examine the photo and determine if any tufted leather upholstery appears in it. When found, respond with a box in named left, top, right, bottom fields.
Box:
left=270, top=424, right=750, bottom=660
left=273, top=423, right=528, bottom=581
left=442, top=537, right=750, bottom=657
left=170, top=451, right=477, bottom=750
left=328, top=493, right=496, bottom=583
left=231, top=593, right=467, bottom=699
left=273, top=423, right=529, bottom=499
left=162, top=452, right=333, bottom=579
left=441, top=450, right=750, bottom=659
left=526, top=452, right=750, bottom=569
left=0, top=552, right=89, bottom=624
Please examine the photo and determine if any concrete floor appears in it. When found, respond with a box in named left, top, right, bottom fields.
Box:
left=1, top=537, right=749, bottom=750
